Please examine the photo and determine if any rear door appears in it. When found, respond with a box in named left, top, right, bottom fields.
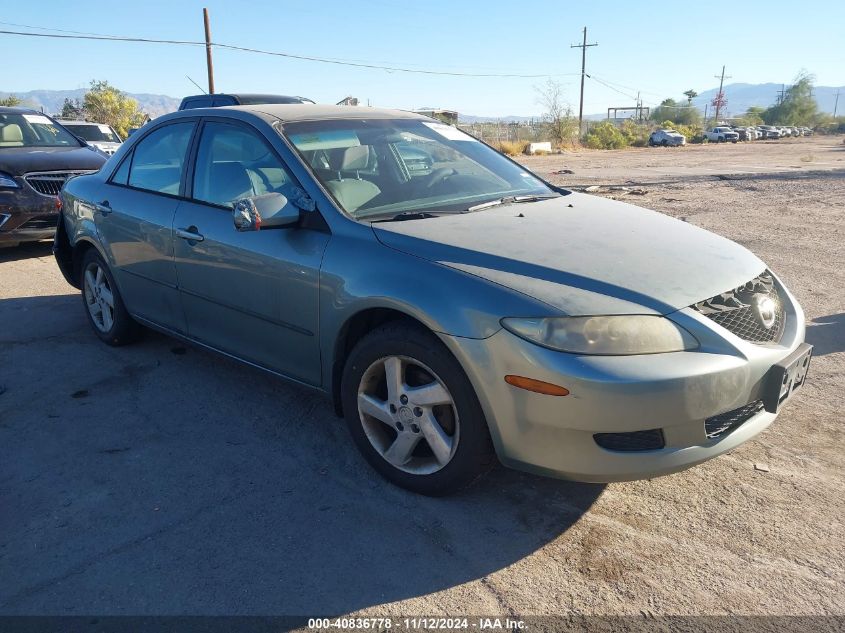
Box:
left=96, top=120, right=196, bottom=333
left=172, top=119, right=330, bottom=385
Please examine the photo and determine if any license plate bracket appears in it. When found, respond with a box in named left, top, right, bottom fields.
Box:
left=762, top=343, right=813, bottom=413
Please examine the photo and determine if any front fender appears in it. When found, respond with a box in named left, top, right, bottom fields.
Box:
left=317, top=227, right=555, bottom=391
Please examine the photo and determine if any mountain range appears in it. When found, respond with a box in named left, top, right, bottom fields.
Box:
left=2, top=82, right=842, bottom=122
left=0, top=88, right=181, bottom=119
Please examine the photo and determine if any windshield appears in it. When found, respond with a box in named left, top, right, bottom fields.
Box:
left=0, top=113, right=81, bottom=148
left=282, top=118, right=557, bottom=219
left=64, top=123, right=121, bottom=143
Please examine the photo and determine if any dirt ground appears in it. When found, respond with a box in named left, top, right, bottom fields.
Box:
left=1, top=136, right=843, bottom=622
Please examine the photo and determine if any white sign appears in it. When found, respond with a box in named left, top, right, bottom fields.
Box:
left=23, top=114, right=53, bottom=125
left=422, top=122, right=477, bottom=142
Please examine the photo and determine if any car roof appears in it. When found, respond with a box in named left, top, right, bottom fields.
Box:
left=0, top=106, right=43, bottom=115
left=181, top=93, right=313, bottom=104
left=175, top=104, right=430, bottom=123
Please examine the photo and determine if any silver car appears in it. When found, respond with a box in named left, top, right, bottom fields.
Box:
left=54, top=105, right=812, bottom=495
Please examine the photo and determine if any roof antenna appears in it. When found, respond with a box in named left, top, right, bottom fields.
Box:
left=186, top=75, right=207, bottom=94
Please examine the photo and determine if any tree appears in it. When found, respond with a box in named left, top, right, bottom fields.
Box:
left=739, top=106, right=766, bottom=126
left=683, top=89, right=698, bottom=105
left=650, top=97, right=701, bottom=126
left=535, top=78, right=578, bottom=146
left=61, top=97, right=85, bottom=119
left=763, top=71, right=819, bottom=126
left=83, top=80, right=147, bottom=138
left=710, top=91, right=728, bottom=123
left=0, top=94, right=22, bottom=107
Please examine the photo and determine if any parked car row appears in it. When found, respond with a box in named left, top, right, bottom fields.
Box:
left=709, top=124, right=814, bottom=142
left=649, top=123, right=816, bottom=148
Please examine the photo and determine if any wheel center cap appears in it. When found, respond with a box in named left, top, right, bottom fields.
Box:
left=397, top=406, right=415, bottom=425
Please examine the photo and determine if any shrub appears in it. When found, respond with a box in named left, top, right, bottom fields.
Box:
left=495, top=140, right=530, bottom=156
left=657, top=120, right=704, bottom=144
left=620, top=120, right=651, bottom=147
left=584, top=121, right=627, bottom=149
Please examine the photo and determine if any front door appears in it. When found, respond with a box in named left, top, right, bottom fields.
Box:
left=173, top=120, right=329, bottom=386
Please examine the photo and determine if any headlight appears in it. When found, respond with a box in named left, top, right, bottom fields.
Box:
left=0, top=172, right=20, bottom=188
left=501, top=316, right=699, bottom=355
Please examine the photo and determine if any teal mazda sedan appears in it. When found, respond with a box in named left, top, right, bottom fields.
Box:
left=54, top=105, right=810, bottom=495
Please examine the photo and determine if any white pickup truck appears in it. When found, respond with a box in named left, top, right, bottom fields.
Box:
left=704, top=127, right=740, bottom=143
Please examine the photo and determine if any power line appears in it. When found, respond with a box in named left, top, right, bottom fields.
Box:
left=0, top=28, right=577, bottom=79
left=586, top=74, right=636, bottom=101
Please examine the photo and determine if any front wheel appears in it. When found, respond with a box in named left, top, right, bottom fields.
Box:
left=341, top=321, right=494, bottom=495
left=80, top=249, right=141, bottom=346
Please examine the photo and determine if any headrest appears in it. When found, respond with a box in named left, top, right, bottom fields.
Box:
left=1, top=124, right=23, bottom=142
left=207, top=162, right=255, bottom=205
left=329, top=145, right=370, bottom=172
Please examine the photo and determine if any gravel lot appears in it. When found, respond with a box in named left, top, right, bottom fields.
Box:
left=1, top=136, right=843, bottom=621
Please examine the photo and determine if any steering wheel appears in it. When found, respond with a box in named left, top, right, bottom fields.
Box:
left=426, top=167, right=457, bottom=189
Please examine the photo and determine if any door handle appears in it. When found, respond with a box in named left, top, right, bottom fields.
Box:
left=176, top=227, right=204, bottom=242
left=95, top=200, right=112, bottom=215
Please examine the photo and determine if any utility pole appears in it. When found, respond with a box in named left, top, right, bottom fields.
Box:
left=776, top=84, right=786, bottom=105
left=571, top=27, right=598, bottom=133
left=713, top=65, right=731, bottom=125
left=834, top=90, right=840, bottom=118
left=203, top=8, right=215, bottom=94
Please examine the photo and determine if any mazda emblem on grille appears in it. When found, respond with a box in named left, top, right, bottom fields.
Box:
left=691, top=271, right=786, bottom=344
left=752, top=294, right=777, bottom=329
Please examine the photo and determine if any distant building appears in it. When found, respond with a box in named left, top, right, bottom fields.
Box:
left=414, top=109, right=459, bottom=125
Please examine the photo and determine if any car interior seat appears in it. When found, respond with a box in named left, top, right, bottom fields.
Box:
left=203, top=162, right=256, bottom=206
left=324, top=145, right=381, bottom=212
left=0, top=124, right=24, bottom=147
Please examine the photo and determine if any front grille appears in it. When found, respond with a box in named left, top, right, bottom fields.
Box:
left=19, top=215, right=58, bottom=230
left=692, top=270, right=785, bottom=343
left=705, top=400, right=764, bottom=439
left=594, top=429, right=665, bottom=452
left=24, top=171, right=94, bottom=197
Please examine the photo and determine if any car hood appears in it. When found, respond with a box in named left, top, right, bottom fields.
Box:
left=372, top=193, right=766, bottom=316
left=0, top=146, right=106, bottom=176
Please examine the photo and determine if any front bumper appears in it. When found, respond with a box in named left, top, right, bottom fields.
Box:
left=0, top=179, right=59, bottom=245
left=440, top=277, right=806, bottom=482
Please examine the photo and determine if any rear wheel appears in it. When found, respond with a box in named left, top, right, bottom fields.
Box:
left=80, top=249, right=141, bottom=346
left=341, top=321, right=494, bottom=495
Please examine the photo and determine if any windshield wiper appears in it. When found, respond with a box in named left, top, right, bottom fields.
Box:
left=370, top=211, right=449, bottom=223
left=465, top=194, right=560, bottom=213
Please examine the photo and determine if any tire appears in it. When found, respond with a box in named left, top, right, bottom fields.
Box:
left=80, top=249, right=141, bottom=346
left=341, top=320, right=495, bottom=496
left=661, top=139, right=668, bottom=147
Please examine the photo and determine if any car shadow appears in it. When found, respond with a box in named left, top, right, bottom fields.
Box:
left=0, top=294, right=605, bottom=619
left=805, top=313, right=845, bottom=356
left=0, top=240, right=53, bottom=263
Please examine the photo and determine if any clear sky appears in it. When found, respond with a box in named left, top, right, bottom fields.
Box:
left=1, top=0, right=843, bottom=117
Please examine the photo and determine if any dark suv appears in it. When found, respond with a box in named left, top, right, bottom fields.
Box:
left=178, top=93, right=315, bottom=110
left=0, top=107, right=106, bottom=246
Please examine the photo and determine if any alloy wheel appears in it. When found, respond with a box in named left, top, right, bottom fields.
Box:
left=357, top=355, right=459, bottom=475
left=83, top=262, right=115, bottom=333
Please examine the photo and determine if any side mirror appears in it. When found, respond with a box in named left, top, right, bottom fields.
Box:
left=233, top=192, right=300, bottom=232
